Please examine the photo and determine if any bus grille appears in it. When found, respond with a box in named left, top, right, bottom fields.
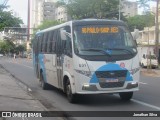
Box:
left=95, top=70, right=127, bottom=88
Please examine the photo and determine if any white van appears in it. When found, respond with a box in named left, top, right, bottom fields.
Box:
left=140, top=54, right=159, bottom=68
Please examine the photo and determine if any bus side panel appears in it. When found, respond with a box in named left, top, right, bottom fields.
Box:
left=63, top=55, right=75, bottom=93
left=44, top=54, right=59, bottom=88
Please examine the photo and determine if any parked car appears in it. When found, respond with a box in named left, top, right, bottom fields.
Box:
left=0, top=54, right=3, bottom=57
left=140, top=54, right=159, bottom=68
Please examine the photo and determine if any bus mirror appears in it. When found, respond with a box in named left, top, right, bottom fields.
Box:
left=143, top=54, right=145, bottom=59
left=131, top=29, right=139, bottom=40
left=60, top=29, right=67, bottom=41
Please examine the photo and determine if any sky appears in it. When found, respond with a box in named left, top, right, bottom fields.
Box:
left=7, top=0, right=28, bottom=25
left=7, top=0, right=156, bottom=25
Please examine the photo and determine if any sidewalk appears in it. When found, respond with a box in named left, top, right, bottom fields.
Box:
left=140, top=68, right=160, bottom=77
left=0, top=65, right=56, bottom=120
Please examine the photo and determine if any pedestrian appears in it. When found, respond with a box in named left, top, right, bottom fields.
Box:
left=14, top=53, right=16, bottom=59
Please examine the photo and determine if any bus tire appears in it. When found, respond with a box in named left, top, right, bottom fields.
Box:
left=40, top=72, right=48, bottom=90
left=119, top=92, right=133, bottom=101
left=65, top=79, right=77, bottom=103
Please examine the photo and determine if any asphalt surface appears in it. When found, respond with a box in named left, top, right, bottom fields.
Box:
left=0, top=57, right=160, bottom=120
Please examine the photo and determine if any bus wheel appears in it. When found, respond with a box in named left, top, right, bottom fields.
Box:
left=40, top=72, right=48, bottom=90
left=66, top=79, right=76, bottom=103
left=119, top=92, right=133, bottom=101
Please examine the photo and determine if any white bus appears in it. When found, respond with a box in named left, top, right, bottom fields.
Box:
left=33, top=19, right=140, bottom=103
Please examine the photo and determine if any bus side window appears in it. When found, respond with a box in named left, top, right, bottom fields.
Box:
left=52, top=31, right=56, bottom=53
left=35, top=36, right=38, bottom=54
left=47, top=31, right=52, bottom=53
left=64, top=26, right=71, bottom=33
left=42, top=32, right=45, bottom=53
left=40, top=34, right=44, bottom=53
left=61, top=26, right=72, bottom=57
left=56, top=30, right=62, bottom=55
left=64, top=35, right=72, bottom=57
left=43, top=32, right=49, bottom=53
left=33, top=36, right=36, bottom=53
left=47, top=30, right=56, bottom=53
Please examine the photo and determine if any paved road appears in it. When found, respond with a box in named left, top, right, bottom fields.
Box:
left=0, top=57, right=160, bottom=120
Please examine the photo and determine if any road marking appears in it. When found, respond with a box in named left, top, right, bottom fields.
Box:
left=132, top=99, right=160, bottom=111
left=139, top=82, right=147, bottom=85
left=8, top=60, right=33, bottom=69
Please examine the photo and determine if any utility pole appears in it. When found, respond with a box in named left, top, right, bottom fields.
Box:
left=27, top=0, right=30, bottom=41
left=155, top=0, right=159, bottom=58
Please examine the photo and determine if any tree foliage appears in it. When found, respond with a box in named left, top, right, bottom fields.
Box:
left=0, top=40, right=15, bottom=54
left=34, top=20, right=62, bottom=31
left=55, top=1, right=66, bottom=7
left=32, top=20, right=62, bottom=37
left=127, top=13, right=155, bottom=31
left=138, top=0, right=157, bottom=14
left=0, top=5, right=8, bottom=11
left=66, top=0, right=126, bottom=21
left=0, top=5, right=23, bottom=31
left=0, top=40, right=26, bottom=55
left=15, top=44, right=26, bottom=54
left=129, top=0, right=156, bottom=32
left=31, top=20, right=62, bottom=46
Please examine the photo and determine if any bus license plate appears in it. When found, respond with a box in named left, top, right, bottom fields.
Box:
left=106, top=78, right=119, bottom=83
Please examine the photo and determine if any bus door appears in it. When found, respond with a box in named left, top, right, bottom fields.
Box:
left=56, top=30, right=63, bottom=89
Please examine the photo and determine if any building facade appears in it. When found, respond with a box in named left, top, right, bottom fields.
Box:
left=30, top=0, right=44, bottom=29
left=43, top=2, right=55, bottom=21
left=30, top=0, right=70, bottom=29
left=121, top=0, right=138, bottom=17
left=55, top=5, right=70, bottom=22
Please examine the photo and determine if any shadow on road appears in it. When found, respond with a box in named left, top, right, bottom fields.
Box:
left=48, top=85, right=133, bottom=106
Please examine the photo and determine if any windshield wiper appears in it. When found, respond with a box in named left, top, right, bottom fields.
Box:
left=105, top=48, right=134, bottom=55
left=80, top=48, right=111, bottom=56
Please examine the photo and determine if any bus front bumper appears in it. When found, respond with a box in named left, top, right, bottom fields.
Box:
left=77, top=82, right=139, bottom=94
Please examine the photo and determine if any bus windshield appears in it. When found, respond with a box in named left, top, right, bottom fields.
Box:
left=73, top=25, right=137, bottom=56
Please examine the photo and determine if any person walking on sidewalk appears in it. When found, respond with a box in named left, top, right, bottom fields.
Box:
left=14, top=53, right=16, bottom=59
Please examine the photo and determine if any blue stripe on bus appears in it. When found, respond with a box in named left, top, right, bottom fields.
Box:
left=89, top=63, right=133, bottom=83
left=38, top=54, right=47, bottom=82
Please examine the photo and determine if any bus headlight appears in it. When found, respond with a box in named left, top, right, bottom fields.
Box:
left=75, top=69, right=92, bottom=78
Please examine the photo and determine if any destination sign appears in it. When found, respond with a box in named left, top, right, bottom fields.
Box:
left=82, top=27, right=119, bottom=34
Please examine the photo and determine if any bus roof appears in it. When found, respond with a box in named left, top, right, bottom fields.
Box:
left=36, top=19, right=127, bottom=35
left=72, top=19, right=127, bottom=26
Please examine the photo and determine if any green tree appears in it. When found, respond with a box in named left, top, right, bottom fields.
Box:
left=55, top=1, right=66, bottom=7
left=32, top=20, right=62, bottom=37
left=127, top=13, right=155, bottom=31
left=0, top=5, right=23, bottom=31
left=0, top=5, right=8, bottom=11
left=66, top=0, right=126, bottom=21
left=15, top=44, right=26, bottom=55
left=0, top=40, right=15, bottom=55
left=31, top=20, right=62, bottom=46
left=34, top=20, right=62, bottom=31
